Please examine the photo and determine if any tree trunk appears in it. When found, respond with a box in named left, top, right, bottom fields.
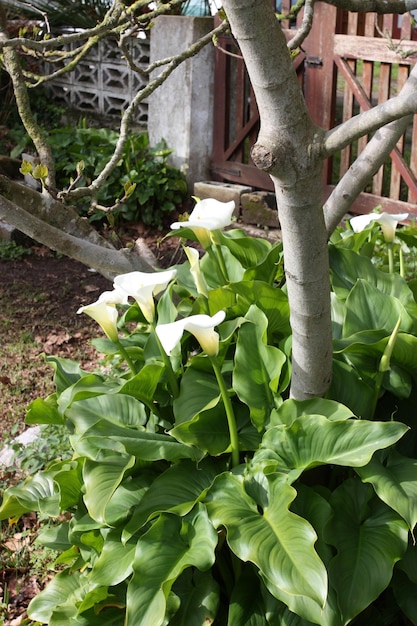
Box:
left=223, top=0, right=333, bottom=399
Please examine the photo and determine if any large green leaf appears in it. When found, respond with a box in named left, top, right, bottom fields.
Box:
left=26, top=393, right=62, bottom=425
left=205, top=472, right=328, bottom=615
left=83, top=453, right=135, bottom=524
left=213, top=228, right=272, bottom=269
left=66, top=393, right=147, bottom=434
left=330, top=246, right=417, bottom=319
left=119, top=362, right=165, bottom=411
left=90, top=529, right=137, bottom=587
left=326, top=479, right=408, bottom=625
left=28, top=569, right=86, bottom=623
left=233, top=305, right=286, bottom=430
left=256, top=414, right=407, bottom=476
left=0, top=461, right=83, bottom=519
left=392, top=569, right=417, bottom=626
left=44, top=355, right=88, bottom=395
left=343, top=279, right=415, bottom=337
left=173, top=365, right=220, bottom=425
left=356, top=450, right=417, bottom=530
left=58, top=374, right=121, bottom=414
left=170, top=403, right=231, bottom=455
left=122, top=458, right=222, bottom=542
left=126, top=504, right=217, bottom=626
left=72, top=419, right=203, bottom=462
left=270, top=398, right=354, bottom=428
left=170, top=568, right=220, bottom=626
left=208, top=280, right=290, bottom=337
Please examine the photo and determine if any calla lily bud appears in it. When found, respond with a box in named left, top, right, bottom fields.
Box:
left=113, top=269, right=177, bottom=323
left=184, top=246, right=209, bottom=296
left=171, top=199, right=235, bottom=247
left=350, top=212, right=409, bottom=243
left=156, top=311, right=226, bottom=356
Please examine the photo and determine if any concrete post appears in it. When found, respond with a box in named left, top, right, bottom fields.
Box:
left=148, top=16, right=214, bottom=190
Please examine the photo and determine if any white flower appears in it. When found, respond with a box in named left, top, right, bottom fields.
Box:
left=171, top=198, right=235, bottom=231
left=184, top=246, right=208, bottom=296
left=350, top=212, right=409, bottom=243
left=113, top=269, right=177, bottom=323
left=156, top=311, right=226, bottom=356
left=77, top=295, right=121, bottom=343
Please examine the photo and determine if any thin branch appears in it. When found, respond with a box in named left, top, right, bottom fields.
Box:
left=324, top=63, right=417, bottom=234
left=323, top=91, right=417, bottom=157
left=287, top=0, right=315, bottom=51
left=323, top=0, right=417, bottom=13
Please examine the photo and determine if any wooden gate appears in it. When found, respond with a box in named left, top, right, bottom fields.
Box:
left=212, top=1, right=417, bottom=215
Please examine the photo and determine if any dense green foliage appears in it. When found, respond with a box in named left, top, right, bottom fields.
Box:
left=2, top=217, right=417, bottom=625
left=49, top=125, right=187, bottom=228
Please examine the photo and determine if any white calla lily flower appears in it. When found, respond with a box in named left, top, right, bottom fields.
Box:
left=77, top=291, right=123, bottom=342
left=171, top=198, right=235, bottom=231
left=350, top=212, right=409, bottom=243
left=156, top=310, right=226, bottom=356
left=113, top=269, right=177, bottom=323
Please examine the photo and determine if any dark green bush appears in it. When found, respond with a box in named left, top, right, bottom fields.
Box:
left=49, top=124, right=188, bottom=228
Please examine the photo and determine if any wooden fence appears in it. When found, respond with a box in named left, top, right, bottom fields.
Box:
left=212, top=1, right=417, bottom=216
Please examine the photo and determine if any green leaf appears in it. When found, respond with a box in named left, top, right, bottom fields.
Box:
left=170, top=569, right=220, bottom=626
left=257, top=415, right=407, bottom=476
left=83, top=453, right=135, bottom=524
left=205, top=472, right=328, bottom=613
left=26, top=394, right=63, bottom=425
left=357, top=451, right=417, bottom=530
left=343, top=279, right=415, bottom=337
left=233, top=305, right=286, bottom=430
left=270, top=398, right=354, bottom=427
left=0, top=462, right=83, bottom=519
left=28, top=569, right=84, bottom=623
left=392, top=568, right=417, bottom=626
left=90, top=528, right=137, bottom=587
left=45, top=355, right=88, bottom=395
left=208, top=280, right=290, bottom=338
left=119, top=363, right=165, bottom=411
left=326, top=479, right=408, bottom=624
left=66, top=393, right=147, bottom=436
left=173, top=365, right=221, bottom=425
left=126, top=504, right=217, bottom=626
left=73, top=419, right=203, bottom=463
left=122, top=459, right=222, bottom=541
left=213, top=229, right=272, bottom=269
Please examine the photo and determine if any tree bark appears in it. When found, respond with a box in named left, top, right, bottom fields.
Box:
left=0, top=177, right=155, bottom=279
left=223, top=0, right=333, bottom=399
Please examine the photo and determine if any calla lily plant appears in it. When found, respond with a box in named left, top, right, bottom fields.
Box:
left=350, top=211, right=409, bottom=243
left=350, top=210, right=409, bottom=274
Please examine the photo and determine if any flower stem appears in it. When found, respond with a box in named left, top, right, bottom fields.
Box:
left=387, top=242, right=394, bottom=274
left=115, top=340, right=137, bottom=376
left=210, top=355, right=240, bottom=467
left=153, top=328, right=180, bottom=398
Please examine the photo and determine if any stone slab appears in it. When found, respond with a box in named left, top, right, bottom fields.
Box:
left=193, top=181, right=252, bottom=217
left=240, top=191, right=279, bottom=228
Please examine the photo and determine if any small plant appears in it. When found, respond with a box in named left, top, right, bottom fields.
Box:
left=9, top=424, right=73, bottom=475
left=0, top=240, right=32, bottom=260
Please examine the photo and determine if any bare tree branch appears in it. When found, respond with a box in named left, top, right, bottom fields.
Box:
left=324, top=63, right=417, bottom=234
left=323, top=91, right=417, bottom=156
left=323, top=0, right=417, bottom=12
